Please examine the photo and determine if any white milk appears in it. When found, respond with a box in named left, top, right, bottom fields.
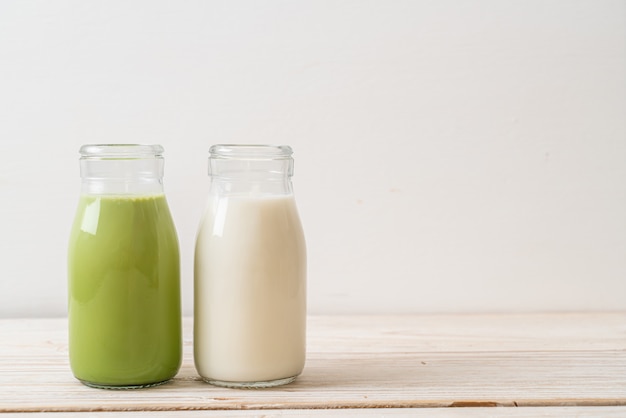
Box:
left=194, top=194, right=306, bottom=385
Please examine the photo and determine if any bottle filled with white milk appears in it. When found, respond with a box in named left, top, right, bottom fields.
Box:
left=194, top=144, right=306, bottom=388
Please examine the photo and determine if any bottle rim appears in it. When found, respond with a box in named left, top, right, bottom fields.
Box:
left=209, top=144, right=293, bottom=160
left=79, top=144, right=164, bottom=159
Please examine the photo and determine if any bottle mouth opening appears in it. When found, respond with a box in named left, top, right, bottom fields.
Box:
left=209, top=144, right=293, bottom=160
left=80, top=144, right=164, bottom=159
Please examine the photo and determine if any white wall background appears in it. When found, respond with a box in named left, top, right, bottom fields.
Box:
left=1, top=0, right=625, bottom=318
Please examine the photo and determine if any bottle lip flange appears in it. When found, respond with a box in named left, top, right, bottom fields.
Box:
left=79, top=144, right=164, bottom=159
left=209, top=144, right=293, bottom=160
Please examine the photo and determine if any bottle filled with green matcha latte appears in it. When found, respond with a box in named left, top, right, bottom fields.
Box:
left=68, top=144, right=182, bottom=389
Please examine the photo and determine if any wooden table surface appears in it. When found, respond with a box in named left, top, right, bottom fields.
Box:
left=1, top=313, right=625, bottom=417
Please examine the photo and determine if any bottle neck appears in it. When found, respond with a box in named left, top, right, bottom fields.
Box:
left=80, top=158, right=165, bottom=196
left=207, top=144, right=295, bottom=197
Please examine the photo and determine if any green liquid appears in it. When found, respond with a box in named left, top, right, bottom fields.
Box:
left=68, top=194, right=182, bottom=388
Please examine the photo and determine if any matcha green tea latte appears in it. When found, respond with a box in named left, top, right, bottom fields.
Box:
left=68, top=145, right=181, bottom=389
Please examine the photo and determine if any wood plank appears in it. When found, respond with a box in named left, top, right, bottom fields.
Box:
left=2, top=406, right=626, bottom=417
left=0, top=314, right=625, bottom=413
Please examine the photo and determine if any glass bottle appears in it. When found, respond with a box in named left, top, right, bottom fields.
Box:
left=194, top=144, right=307, bottom=388
left=67, top=144, right=182, bottom=389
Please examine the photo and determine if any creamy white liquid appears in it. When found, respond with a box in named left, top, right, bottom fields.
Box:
left=194, top=194, right=306, bottom=384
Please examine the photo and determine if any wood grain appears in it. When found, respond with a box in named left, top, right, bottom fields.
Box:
left=0, top=313, right=625, bottom=414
